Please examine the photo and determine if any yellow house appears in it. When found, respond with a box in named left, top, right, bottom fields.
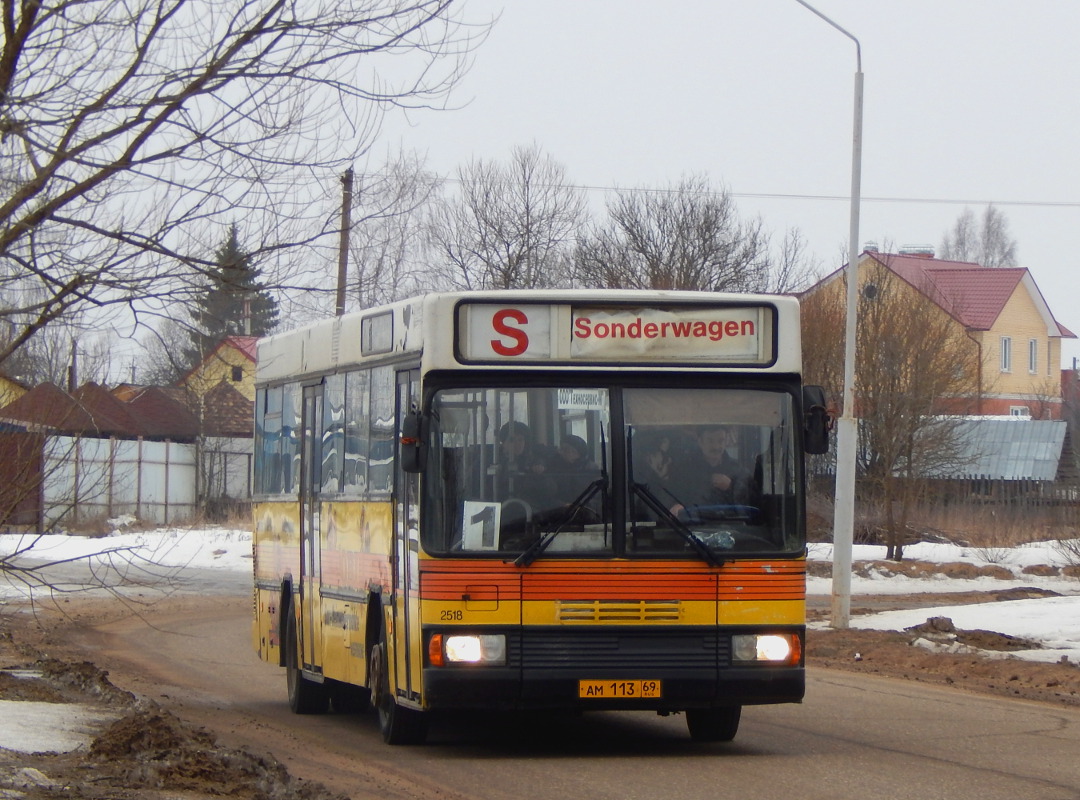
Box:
left=177, top=335, right=258, bottom=401
left=0, top=373, right=29, bottom=408
left=802, top=251, right=1075, bottom=419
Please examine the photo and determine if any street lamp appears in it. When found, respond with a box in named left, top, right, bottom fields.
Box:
left=794, top=0, right=863, bottom=628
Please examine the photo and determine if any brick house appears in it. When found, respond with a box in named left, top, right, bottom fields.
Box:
left=803, top=251, right=1075, bottom=419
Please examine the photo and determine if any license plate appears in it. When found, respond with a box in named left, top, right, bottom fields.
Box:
left=578, top=679, right=662, bottom=699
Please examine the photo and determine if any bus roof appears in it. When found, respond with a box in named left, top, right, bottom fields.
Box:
left=255, top=290, right=803, bottom=384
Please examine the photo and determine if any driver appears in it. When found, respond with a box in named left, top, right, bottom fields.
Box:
left=496, top=421, right=558, bottom=522
left=670, top=425, right=754, bottom=515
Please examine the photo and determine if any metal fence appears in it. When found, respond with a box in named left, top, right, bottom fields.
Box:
left=0, top=432, right=252, bottom=530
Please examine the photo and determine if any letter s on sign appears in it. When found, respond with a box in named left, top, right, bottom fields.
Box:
left=490, top=308, right=529, bottom=356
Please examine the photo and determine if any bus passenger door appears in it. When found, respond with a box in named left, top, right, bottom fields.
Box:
left=394, top=369, right=422, bottom=703
left=299, top=384, right=323, bottom=676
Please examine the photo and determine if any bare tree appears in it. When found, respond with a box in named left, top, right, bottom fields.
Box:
left=138, top=318, right=195, bottom=386
left=939, top=205, right=1018, bottom=267
left=860, top=271, right=980, bottom=558
left=799, top=280, right=845, bottom=415
left=428, top=144, right=586, bottom=290
left=0, top=0, right=483, bottom=372
left=347, top=150, right=443, bottom=311
left=1029, top=377, right=1064, bottom=421
left=801, top=261, right=981, bottom=559
left=572, top=175, right=808, bottom=293
left=0, top=307, right=113, bottom=387
left=773, top=228, right=819, bottom=294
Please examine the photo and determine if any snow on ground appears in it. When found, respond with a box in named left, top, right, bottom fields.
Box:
left=0, top=525, right=253, bottom=579
left=0, top=697, right=121, bottom=754
left=808, top=540, right=1080, bottom=664
left=807, top=540, right=1080, bottom=597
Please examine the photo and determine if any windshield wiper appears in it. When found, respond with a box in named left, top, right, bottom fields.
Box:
left=514, top=477, right=607, bottom=567
left=626, top=427, right=723, bottom=567
left=630, top=481, right=724, bottom=567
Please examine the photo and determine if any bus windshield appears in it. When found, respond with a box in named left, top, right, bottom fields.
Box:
left=423, top=385, right=801, bottom=559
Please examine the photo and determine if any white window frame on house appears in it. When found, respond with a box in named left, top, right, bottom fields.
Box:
left=1029, top=338, right=1038, bottom=374
left=1000, top=336, right=1012, bottom=373
left=1009, top=405, right=1031, bottom=417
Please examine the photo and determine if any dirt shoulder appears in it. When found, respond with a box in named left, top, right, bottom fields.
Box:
left=804, top=561, right=1080, bottom=708
left=0, top=604, right=347, bottom=800
left=1, top=581, right=1079, bottom=798
left=806, top=625, right=1080, bottom=708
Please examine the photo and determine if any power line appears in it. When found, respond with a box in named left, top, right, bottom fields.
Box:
left=426, top=173, right=1080, bottom=209
left=361, top=166, right=1078, bottom=210
left=726, top=192, right=1080, bottom=209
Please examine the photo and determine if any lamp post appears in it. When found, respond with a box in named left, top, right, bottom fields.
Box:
left=794, top=0, right=863, bottom=628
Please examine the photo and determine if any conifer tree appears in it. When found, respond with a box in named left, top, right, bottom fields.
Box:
left=184, top=226, right=279, bottom=366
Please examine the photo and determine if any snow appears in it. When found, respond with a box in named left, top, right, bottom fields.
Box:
left=0, top=699, right=121, bottom=754
left=0, top=526, right=1078, bottom=754
left=0, top=525, right=254, bottom=578
left=806, top=540, right=1080, bottom=664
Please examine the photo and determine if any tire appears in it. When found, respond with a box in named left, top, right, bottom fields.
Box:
left=369, top=627, right=428, bottom=745
left=686, top=706, right=741, bottom=742
left=285, top=607, right=329, bottom=714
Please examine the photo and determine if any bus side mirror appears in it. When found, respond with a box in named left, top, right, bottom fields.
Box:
left=400, top=411, right=426, bottom=473
left=802, top=385, right=831, bottom=455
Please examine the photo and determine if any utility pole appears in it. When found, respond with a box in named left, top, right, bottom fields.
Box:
left=67, top=340, right=78, bottom=392
left=335, top=168, right=355, bottom=317
left=795, top=0, right=863, bottom=628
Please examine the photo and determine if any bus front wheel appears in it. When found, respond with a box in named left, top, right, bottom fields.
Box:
left=369, top=630, right=428, bottom=745
left=686, top=706, right=741, bottom=742
left=285, top=608, right=329, bottom=714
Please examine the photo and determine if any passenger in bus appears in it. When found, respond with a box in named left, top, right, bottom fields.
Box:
left=544, top=434, right=602, bottom=524
left=669, top=425, right=755, bottom=516
left=633, top=430, right=672, bottom=486
left=498, top=421, right=550, bottom=475
left=496, top=422, right=558, bottom=523
left=631, top=429, right=677, bottom=520
left=548, top=435, right=596, bottom=473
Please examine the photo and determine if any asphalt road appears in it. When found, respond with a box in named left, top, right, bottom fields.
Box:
left=64, top=593, right=1080, bottom=800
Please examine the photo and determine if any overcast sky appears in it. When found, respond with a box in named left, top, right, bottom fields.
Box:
left=380, top=0, right=1080, bottom=366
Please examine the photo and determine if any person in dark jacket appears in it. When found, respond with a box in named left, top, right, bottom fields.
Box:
left=670, top=426, right=753, bottom=516
left=549, top=434, right=595, bottom=473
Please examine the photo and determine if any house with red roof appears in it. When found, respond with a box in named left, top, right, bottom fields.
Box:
left=177, top=335, right=257, bottom=401
left=803, top=250, right=1075, bottom=419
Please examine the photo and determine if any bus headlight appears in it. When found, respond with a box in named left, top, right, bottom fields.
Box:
left=732, top=633, right=801, bottom=664
left=435, top=634, right=507, bottom=666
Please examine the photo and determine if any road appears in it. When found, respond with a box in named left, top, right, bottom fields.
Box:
left=61, top=591, right=1080, bottom=800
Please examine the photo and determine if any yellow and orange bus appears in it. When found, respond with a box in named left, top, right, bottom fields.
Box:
left=252, top=290, right=829, bottom=744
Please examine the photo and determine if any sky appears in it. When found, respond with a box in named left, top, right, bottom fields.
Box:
left=377, top=1, right=1080, bottom=367
left=1, top=526, right=1079, bottom=752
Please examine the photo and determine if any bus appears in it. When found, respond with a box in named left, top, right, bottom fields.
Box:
left=252, top=290, right=830, bottom=744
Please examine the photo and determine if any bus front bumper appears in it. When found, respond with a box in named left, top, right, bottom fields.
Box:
left=423, top=665, right=804, bottom=711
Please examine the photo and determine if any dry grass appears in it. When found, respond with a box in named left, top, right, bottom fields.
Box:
left=808, top=492, right=1080, bottom=550
left=912, top=503, right=1079, bottom=549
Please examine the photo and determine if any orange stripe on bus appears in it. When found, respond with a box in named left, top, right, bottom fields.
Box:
left=419, top=561, right=805, bottom=602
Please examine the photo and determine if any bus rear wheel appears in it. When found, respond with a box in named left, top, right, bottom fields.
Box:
left=369, top=630, right=428, bottom=745
left=686, top=706, right=741, bottom=742
left=285, top=608, right=329, bottom=714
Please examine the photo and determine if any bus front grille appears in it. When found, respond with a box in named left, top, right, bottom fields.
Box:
left=556, top=599, right=682, bottom=623
left=520, top=628, right=723, bottom=670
